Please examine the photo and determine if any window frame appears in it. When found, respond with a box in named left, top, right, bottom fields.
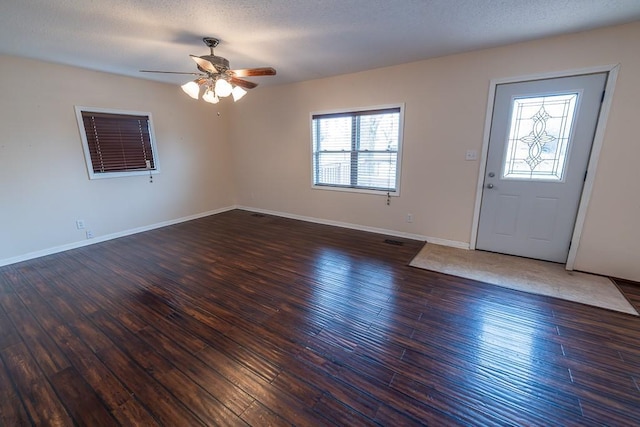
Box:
left=310, top=103, right=405, bottom=196
left=75, top=106, right=160, bottom=180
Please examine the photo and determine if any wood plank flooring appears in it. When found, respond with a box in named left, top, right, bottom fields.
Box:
left=1, top=209, right=639, bottom=426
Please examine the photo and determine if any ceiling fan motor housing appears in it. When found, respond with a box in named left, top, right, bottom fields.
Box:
left=198, top=55, right=230, bottom=73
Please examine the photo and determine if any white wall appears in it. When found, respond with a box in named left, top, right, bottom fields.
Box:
left=0, top=56, right=235, bottom=263
left=229, top=21, right=640, bottom=282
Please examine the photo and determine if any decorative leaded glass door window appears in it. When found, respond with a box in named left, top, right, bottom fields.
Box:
left=502, top=93, right=578, bottom=181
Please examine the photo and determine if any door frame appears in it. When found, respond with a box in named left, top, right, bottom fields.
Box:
left=470, top=64, right=620, bottom=270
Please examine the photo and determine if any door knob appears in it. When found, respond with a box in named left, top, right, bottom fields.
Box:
left=486, top=183, right=494, bottom=189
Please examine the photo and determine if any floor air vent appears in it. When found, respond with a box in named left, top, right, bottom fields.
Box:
left=384, top=239, right=404, bottom=246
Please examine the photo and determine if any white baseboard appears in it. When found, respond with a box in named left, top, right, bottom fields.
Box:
left=236, top=205, right=470, bottom=249
left=423, top=237, right=471, bottom=250
left=0, top=206, right=236, bottom=267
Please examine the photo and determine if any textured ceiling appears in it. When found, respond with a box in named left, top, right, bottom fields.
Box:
left=1, top=0, right=639, bottom=87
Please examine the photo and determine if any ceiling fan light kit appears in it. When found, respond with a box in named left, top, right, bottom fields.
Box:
left=202, top=89, right=219, bottom=104
left=231, top=86, right=247, bottom=101
left=141, top=37, right=276, bottom=104
left=181, top=81, right=200, bottom=99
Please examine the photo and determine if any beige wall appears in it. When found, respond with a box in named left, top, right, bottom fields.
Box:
left=0, top=56, right=234, bottom=262
left=229, top=21, right=640, bottom=282
left=2, top=22, right=638, bottom=282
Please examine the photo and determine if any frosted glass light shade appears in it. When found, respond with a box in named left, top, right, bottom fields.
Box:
left=232, top=86, right=247, bottom=102
left=215, top=79, right=232, bottom=97
left=181, top=81, right=200, bottom=99
left=202, top=89, right=219, bottom=104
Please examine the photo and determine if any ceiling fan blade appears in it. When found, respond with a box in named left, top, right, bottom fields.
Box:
left=140, top=70, right=203, bottom=75
left=229, top=67, right=277, bottom=77
left=190, top=55, right=219, bottom=73
left=230, top=77, right=258, bottom=89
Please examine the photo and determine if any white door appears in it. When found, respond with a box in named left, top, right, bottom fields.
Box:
left=476, top=73, right=607, bottom=263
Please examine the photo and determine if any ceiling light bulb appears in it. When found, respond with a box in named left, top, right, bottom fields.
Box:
left=215, top=79, right=232, bottom=97
left=181, top=81, right=200, bottom=99
left=202, top=89, right=219, bottom=104
left=232, top=86, right=247, bottom=102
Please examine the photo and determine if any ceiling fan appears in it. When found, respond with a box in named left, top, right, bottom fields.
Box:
left=140, top=37, right=276, bottom=103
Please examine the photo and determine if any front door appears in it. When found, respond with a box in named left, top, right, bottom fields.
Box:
left=476, top=73, right=607, bottom=263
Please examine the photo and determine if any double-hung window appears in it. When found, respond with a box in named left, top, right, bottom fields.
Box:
left=75, top=106, right=159, bottom=179
left=312, top=105, right=403, bottom=194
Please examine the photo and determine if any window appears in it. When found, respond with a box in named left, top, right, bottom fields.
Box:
left=502, top=93, right=578, bottom=181
left=75, top=106, right=159, bottom=179
left=312, top=105, right=404, bottom=194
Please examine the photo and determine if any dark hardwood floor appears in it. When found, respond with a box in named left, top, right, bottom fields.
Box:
left=1, top=209, right=639, bottom=426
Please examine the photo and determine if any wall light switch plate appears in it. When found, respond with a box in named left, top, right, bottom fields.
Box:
left=76, top=220, right=85, bottom=229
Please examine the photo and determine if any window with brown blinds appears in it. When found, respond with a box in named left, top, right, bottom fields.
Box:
left=75, top=107, right=159, bottom=179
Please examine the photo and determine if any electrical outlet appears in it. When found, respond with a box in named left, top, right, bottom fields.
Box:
left=406, top=213, right=413, bottom=223
left=86, top=230, right=94, bottom=239
left=76, top=220, right=85, bottom=229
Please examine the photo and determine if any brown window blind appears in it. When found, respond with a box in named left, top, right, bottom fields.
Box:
left=81, top=111, right=155, bottom=173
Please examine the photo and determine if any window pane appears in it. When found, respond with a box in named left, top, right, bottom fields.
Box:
left=314, top=116, right=352, bottom=151
left=358, top=113, right=399, bottom=151
left=503, top=93, right=577, bottom=181
left=315, top=152, right=351, bottom=186
left=357, top=152, right=397, bottom=190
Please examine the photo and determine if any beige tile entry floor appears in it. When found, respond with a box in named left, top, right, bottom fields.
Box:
left=410, top=243, right=638, bottom=316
